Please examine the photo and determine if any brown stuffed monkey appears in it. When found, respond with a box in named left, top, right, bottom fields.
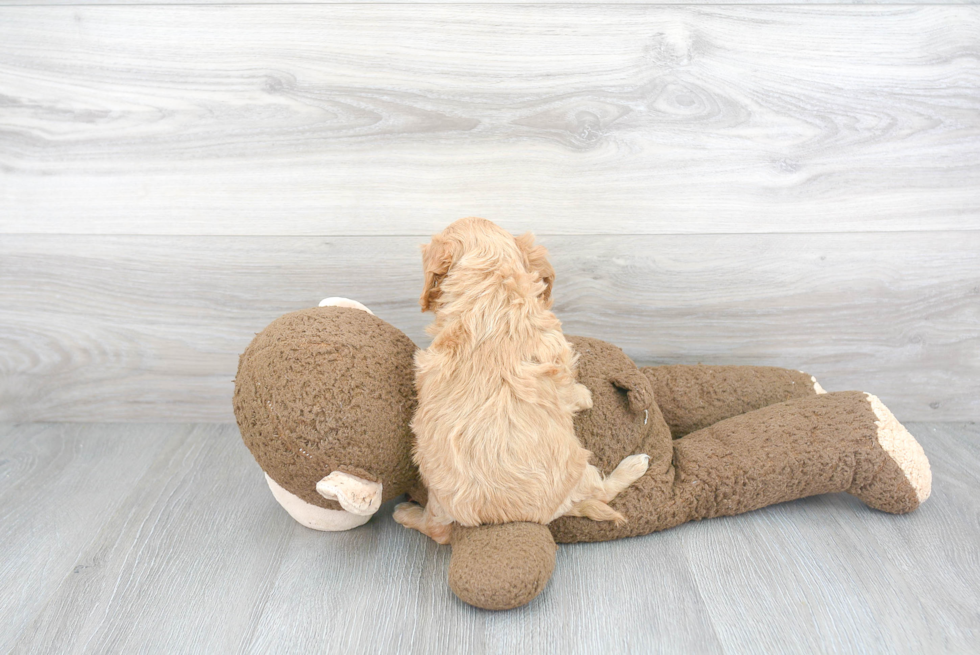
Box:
left=234, top=302, right=931, bottom=610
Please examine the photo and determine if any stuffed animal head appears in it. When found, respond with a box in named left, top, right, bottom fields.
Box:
left=234, top=304, right=421, bottom=530
left=419, top=217, right=556, bottom=312
left=567, top=335, right=672, bottom=472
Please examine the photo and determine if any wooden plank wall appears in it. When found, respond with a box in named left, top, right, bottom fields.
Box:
left=1, top=4, right=978, bottom=422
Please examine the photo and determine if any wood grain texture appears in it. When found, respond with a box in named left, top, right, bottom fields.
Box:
left=1, top=6, right=978, bottom=235
left=4, top=0, right=978, bottom=5
left=0, top=422, right=977, bottom=654
left=0, top=424, right=185, bottom=654
left=684, top=422, right=980, bottom=654
left=9, top=424, right=295, bottom=654
left=1, top=232, right=978, bottom=422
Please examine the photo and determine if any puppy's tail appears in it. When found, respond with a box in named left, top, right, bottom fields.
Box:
left=567, top=499, right=627, bottom=526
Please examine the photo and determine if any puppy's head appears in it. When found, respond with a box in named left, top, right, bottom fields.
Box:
left=419, top=217, right=556, bottom=312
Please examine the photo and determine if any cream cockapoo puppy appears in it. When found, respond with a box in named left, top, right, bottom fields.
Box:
left=393, top=218, right=649, bottom=544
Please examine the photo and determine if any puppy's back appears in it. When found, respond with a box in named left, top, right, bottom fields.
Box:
left=412, top=345, right=590, bottom=526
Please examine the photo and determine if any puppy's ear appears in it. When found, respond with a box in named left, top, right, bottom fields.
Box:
left=420, top=236, right=453, bottom=312
left=516, top=232, right=555, bottom=303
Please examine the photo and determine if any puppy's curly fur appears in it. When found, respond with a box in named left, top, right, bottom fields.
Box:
left=394, top=218, right=649, bottom=544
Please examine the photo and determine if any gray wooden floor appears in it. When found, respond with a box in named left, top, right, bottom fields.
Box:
left=1, top=422, right=977, bottom=654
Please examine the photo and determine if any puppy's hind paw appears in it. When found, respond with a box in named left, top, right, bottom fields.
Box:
left=393, top=501, right=424, bottom=529
left=618, top=453, right=650, bottom=482
left=568, top=383, right=593, bottom=412
left=601, top=454, right=651, bottom=502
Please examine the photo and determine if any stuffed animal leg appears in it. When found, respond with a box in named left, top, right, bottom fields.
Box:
left=452, top=390, right=931, bottom=609
left=448, top=523, right=558, bottom=611
left=549, top=390, right=931, bottom=544
left=641, top=364, right=825, bottom=438
left=670, top=390, right=931, bottom=518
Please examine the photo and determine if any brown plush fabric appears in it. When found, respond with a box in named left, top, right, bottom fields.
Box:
left=642, top=365, right=819, bottom=438
left=234, top=309, right=929, bottom=611
left=449, top=523, right=557, bottom=611
left=233, top=307, right=419, bottom=508
left=549, top=390, right=920, bottom=544
left=568, top=336, right=673, bottom=474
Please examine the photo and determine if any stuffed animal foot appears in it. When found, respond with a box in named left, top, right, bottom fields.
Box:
left=846, top=394, right=931, bottom=514
left=663, top=390, right=933, bottom=522
left=449, top=523, right=557, bottom=610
